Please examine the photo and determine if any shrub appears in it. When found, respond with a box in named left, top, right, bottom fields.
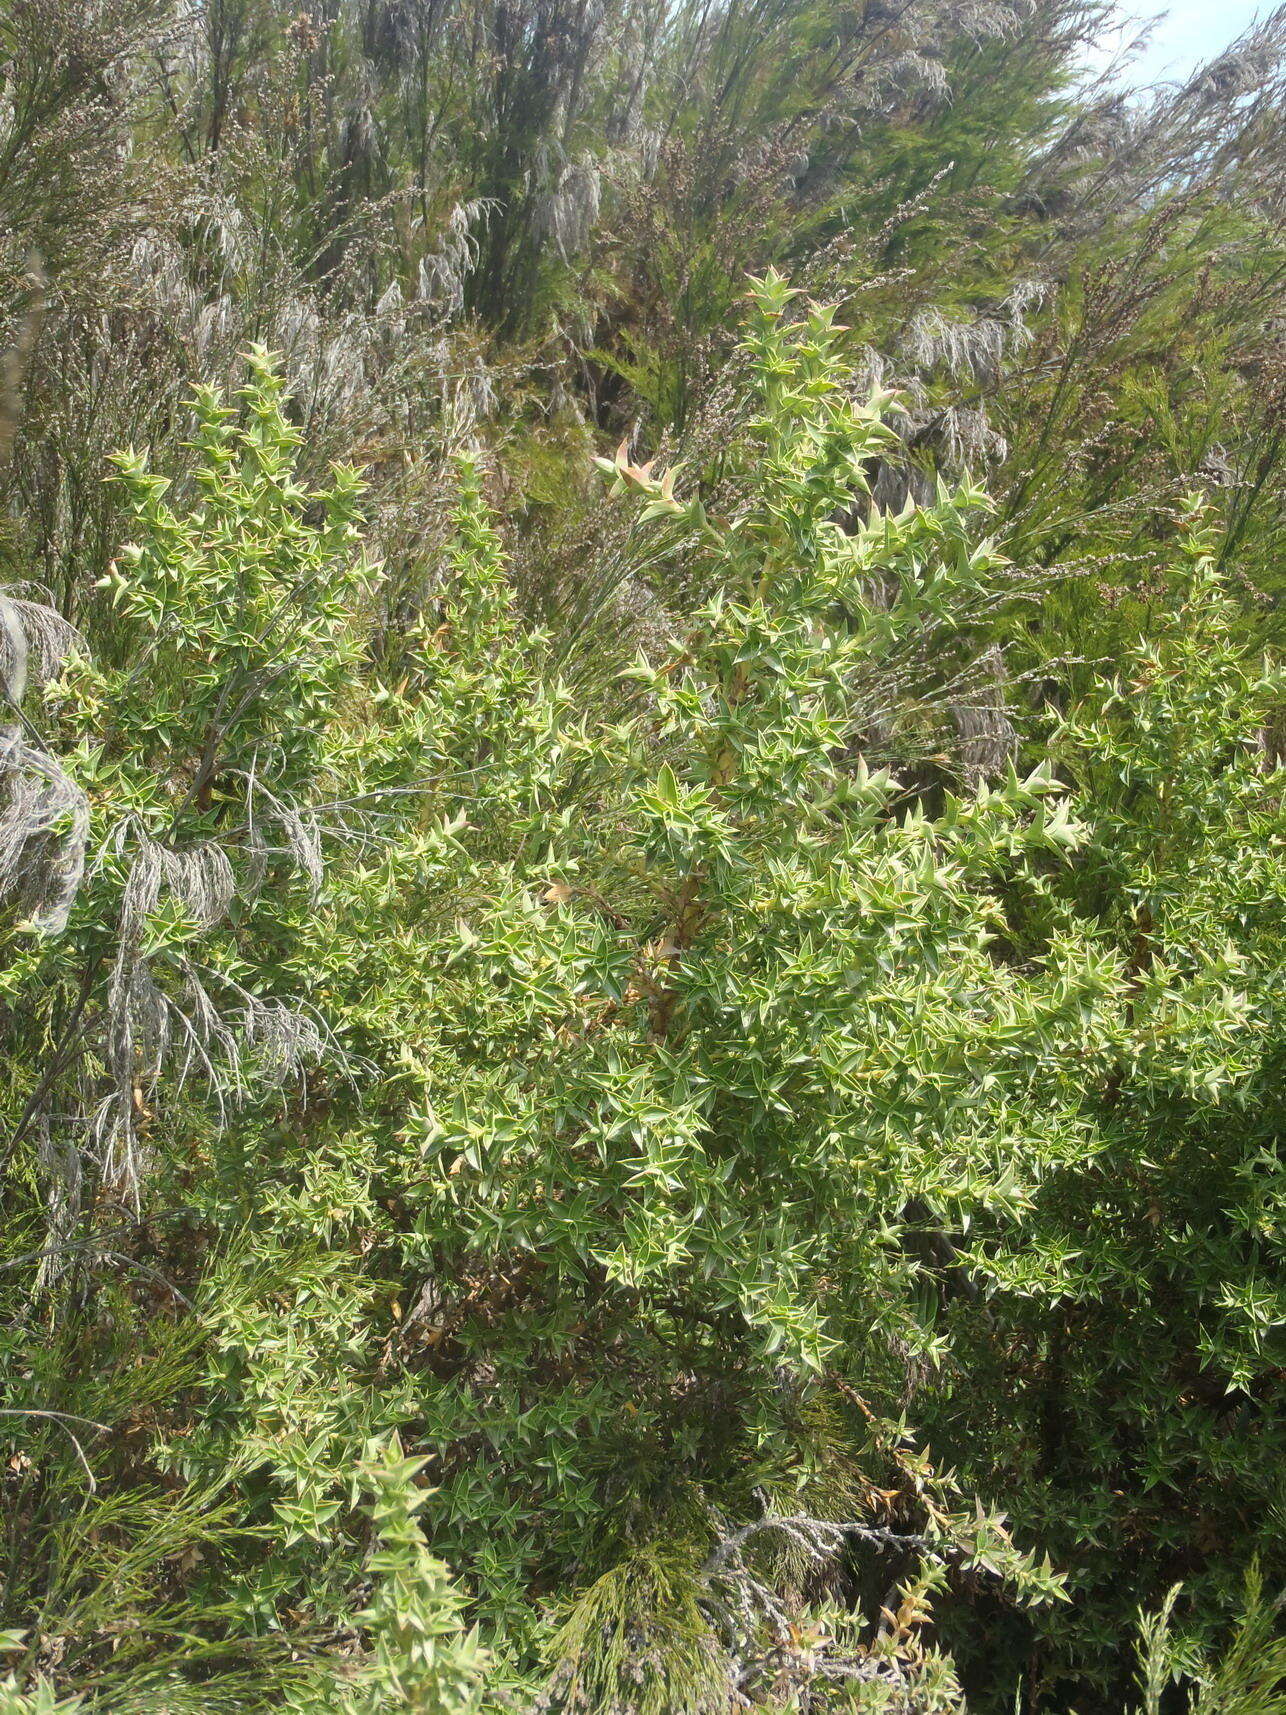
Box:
left=8, top=276, right=1286, bottom=1713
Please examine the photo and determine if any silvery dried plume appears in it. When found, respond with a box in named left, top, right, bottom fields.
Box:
left=268, top=293, right=374, bottom=420
left=35, top=1116, right=82, bottom=1288
left=533, top=156, right=602, bottom=263
left=0, top=736, right=90, bottom=936
left=1001, top=277, right=1049, bottom=323
left=130, top=230, right=198, bottom=324
left=201, top=203, right=252, bottom=274
left=872, top=461, right=938, bottom=515
left=950, top=645, right=1017, bottom=783
left=876, top=51, right=950, bottom=104
left=194, top=295, right=241, bottom=368
left=242, top=996, right=328, bottom=1086
left=939, top=402, right=1009, bottom=467
left=339, top=105, right=382, bottom=178
left=94, top=835, right=238, bottom=1200
left=443, top=355, right=498, bottom=446
left=244, top=776, right=324, bottom=900
left=373, top=279, right=407, bottom=346
left=1182, top=41, right=1279, bottom=107
left=0, top=593, right=84, bottom=694
left=637, top=123, right=663, bottom=181
left=0, top=591, right=89, bottom=936
left=944, top=0, right=1028, bottom=41
left=904, top=307, right=1009, bottom=388
left=606, top=24, right=652, bottom=144
left=416, top=200, right=494, bottom=319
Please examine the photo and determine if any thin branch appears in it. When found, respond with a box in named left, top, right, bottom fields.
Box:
left=0, top=1409, right=109, bottom=1492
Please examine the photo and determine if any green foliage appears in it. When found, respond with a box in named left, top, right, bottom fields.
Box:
left=544, top=1546, right=730, bottom=1715
left=0, top=362, right=482, bottom=1712
left=94, top=346, right=371, bottom=802
left=9, top=242, right=1286, bottom=1712
left=159, top=280, right=1086, bottom=1702
left=340, top=1437, right=487, bottom=1714
left=1136, top=1566, right=1286, bottom=1715
left=916, top=510, right=1286, bottom=1701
